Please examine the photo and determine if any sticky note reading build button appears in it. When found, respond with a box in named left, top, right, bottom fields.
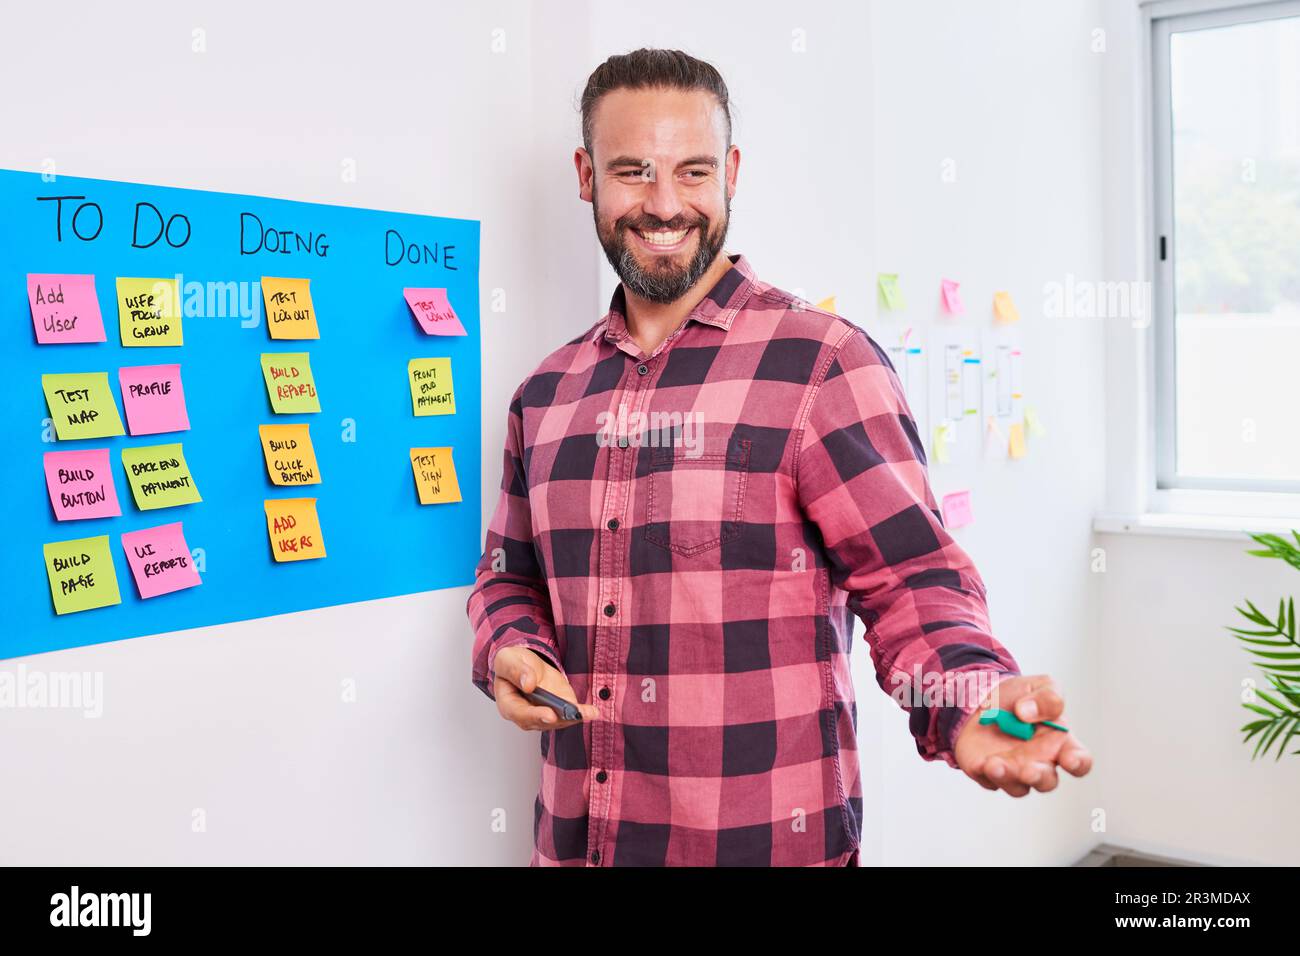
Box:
left=28, top=274, right=107, bottom=344
left=410, top=447, right=462, bottom=504
left=265, top=497, right=325, bottom=561
left=408, top=357, right=455, bottom=416
left=121, top=522, right=202, bottom=599
left=42, top=372, right=126, bottom=440
left=258, top=424, right=321, bottom=486
left=43, top=448, right=122, bottom=521
left=121, top=443, right=202, bottom=510
left=262, top=277, right=319, bottom=340
left=43, top=534, right=121, bottom=615
left=116, top=277, right=182, bottom=346
left=261, top=353, right=321, bottom=413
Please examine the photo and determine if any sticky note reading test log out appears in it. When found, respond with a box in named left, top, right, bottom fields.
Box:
left=116, top=277, right=182, bottom=346
left=262, top=277, right=319, bottom=340
left=28, top=274, right=107, bottom=343
left=261, top=353, right=321, bottom=414
left=43, top=534, right=121, bottom=615
left=119, top=364, right=190, bottom=435
left=41, top=372, right=126, bottom=441
left=264, top=497, right=326, bottom=562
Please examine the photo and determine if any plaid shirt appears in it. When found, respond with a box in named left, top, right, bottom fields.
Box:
left=467, top=253, right=1020, bottom=866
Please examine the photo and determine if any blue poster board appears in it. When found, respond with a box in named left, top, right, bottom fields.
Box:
left=0, top=169, right=481, bottom=659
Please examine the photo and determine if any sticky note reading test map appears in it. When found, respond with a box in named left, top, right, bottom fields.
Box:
left=43, top=448, right=122, bottom=521
left=121, top=443, right=202, bottom=510
left=264, top=497, right=325, bottom=561
left=119, top=364, right=190, bottom=435
left=262, top=277, right=319, bottom=340
left=258, top=424, right=321, bottom=486
left=116, top=277, right=182, bottom=346
left=28, top=274, right=107, bottom=344
left=410, top=447, right=462, bottom=504
left=403, top=288, right=467, bottom=336
left=43, top=534, right=121, bottom=615
left=121, top=522, right=202, bottom=599
left=41, top=372, right=125, bottom=440
left=408, top=357, right=455, bottom=416
left=261, top=353, right=321, bottom=413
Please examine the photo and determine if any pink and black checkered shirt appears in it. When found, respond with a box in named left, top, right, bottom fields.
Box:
left=467, top=253, right=1020, bottom=866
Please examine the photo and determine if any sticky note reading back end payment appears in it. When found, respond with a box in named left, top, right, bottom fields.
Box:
left=121, top=443, right=202, bottom=510
left=42, top=372, right=126, bottom=441
left=261, top=353, right=321, bottom=413
left=28, top=274, right=107, bottom=344
left=404, top=288, right=467, bottom=336
left=43, top=534, right=121, bottom=615
left=262, top=277, right=319, bottom=340
left=265, top=498, right=326, bottom=561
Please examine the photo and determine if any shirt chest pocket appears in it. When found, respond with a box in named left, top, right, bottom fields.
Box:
left=644, top=435, right=751, bottom=556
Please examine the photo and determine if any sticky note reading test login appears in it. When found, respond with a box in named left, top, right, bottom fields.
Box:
left=404, top=288, right=467, bottom=336
left=261, top=353, right=321, bottom=413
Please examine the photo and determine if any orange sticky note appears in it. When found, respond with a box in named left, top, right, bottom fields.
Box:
left=1008, top=422, right=1027, bottom=459
left=264, top=497, right=326, bottom=561
left=262, top=277, right=320, bottom=340
left=993, top=291, right=1020, bottom=323
left=815, top=296, right=837, bottom=314
left=410, top=447, right=462, bottom=504
left=258, top=424, right=321, bottom=486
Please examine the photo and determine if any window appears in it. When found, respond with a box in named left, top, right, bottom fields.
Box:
left=1152, top=0, right=1300, bottom=497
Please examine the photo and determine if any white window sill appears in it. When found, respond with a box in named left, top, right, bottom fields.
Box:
left=1093, top=511, right=1300, bottom=540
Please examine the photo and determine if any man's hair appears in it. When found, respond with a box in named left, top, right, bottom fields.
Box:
left=580, top=48, right=733, bottom=157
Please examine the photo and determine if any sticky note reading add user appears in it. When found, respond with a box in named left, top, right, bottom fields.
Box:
left=42, top=372, right=126, bottom=441
left=117, top=277, right=182, bottom=346
left=122, top=443, right=202, bottom=510
left=261, top=353, right=321, bottom=414
left=43, top=534, right=121, bottom=615
left=262, top=277, right=319, bottom=340
left=408, top=357, right=455, bottom=416
left=265, top=497, right=326, bottom=562
left=411, top=447, right=462, bottom=504
left=28, top=274, right=107, bottom=344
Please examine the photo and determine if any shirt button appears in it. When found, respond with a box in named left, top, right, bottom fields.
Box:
left=591, top=850, right=601, bottom=864
left=617, top=435, right=629, bottom=448
left=596, top=770, right=608, bottom=783
left=606, top=518, right=619, bottom=531
left=603, top=603, right=616, bottom=617
left=637, top=363, right=649, bottom=376
left=599, top=687, right=611, bottom=700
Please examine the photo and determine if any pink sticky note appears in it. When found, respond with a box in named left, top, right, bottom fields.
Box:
left=121, top=522, right=202, bottom=599
left=43, top=448, right=122, bottom=521
left=118, top=364, right=190, bottom=435
left=28, top=274, right=107, bottom=344
left=404, top=288, right=467, bottom=336
left=941, top=490, right=974, bottom=529
left=940, top=279, right=965, bottom=316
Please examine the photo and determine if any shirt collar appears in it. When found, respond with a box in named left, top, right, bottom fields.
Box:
left=591, top=252, right=756, bottom=346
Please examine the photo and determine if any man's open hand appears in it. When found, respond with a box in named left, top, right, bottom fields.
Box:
left=492, top=646, right=599, bottom=731
left=953, top=674, right=1092, bottom=796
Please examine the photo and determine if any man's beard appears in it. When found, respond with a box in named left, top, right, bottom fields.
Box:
left=593, top=191, right=730, bottom=305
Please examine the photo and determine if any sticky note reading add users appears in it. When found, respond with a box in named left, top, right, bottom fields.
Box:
left=262, top=277, right=319, bottom=340
left=42, top=372, right=125, bottom=441
left=261, top=353, right=321, bottom=414
left=117, top=277, right=182, bottom=346
left=121, top=522, right=201, bottom=599
left=43, top=535, right=121, bottom=615
left=122, top=443, right=202, bottom=510
left=404, top=288, right=467, bottom=336
left=411, top=447, right=462, bottom=504
left=259, top=424, right=321, bottom=486
left=28, top=274, right=106, bottom=344
left=265, top=498, right=326, bottom=562
left=408, top=357, right=455, bottom=416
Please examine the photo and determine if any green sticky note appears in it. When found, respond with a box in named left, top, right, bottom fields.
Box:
left=261, top=352, right=321, bottom=414
left=43, top=534, right=121, bottom=615
left=121, top=442, right=202, bottom=510
left=408, top=357, right=456, bottom=416
left=878, top=273, right=906, bottom=311
left=41, top=372, right=126, bottom=441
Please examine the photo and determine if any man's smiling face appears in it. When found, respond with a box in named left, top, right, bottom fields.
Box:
left=578, top=87, right=739, bottom=304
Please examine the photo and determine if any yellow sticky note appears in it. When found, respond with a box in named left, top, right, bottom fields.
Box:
left=815, top=296, right=837, bottom=314
left=993, top=291, right=1020, bottom=323
left=878, top=273, right=906, bottom=311
left=262, top=277, right=320, bottom=340
left=410, top=447, right=462, bottom=504
left=260, top=353, right=321, bottom=414
left=932, top=423, right=951, bottom=464
left=259, top=424, right=321, bottom=486
left=264, top=497, right=326, bottom=561
left=43, top=534, right=121, bottom=615
left=122, top=443, right=202, bottom=510
left=408, top=357, right=456, bottom=416
left=1024, top=405, right=1046, bottom=438
left=42, top=372, right=126, bottom=441
left=1008, top=422, right=1027, bottom=459
left=117, top=277, right=182, bottom=346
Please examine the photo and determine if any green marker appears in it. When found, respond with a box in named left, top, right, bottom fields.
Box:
left=978, top=708, right=1069, bottom=741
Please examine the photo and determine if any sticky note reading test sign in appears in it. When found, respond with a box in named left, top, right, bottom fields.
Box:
left=404, top=288, right=467, bottom=336
left=43, top=448, right=122, bottom=521
left=410, top=447, right=462, bottom=504
left=261, top=353, right=321, bottom=413
left=43, top=534, right=121, bottom=615
left=121, top=443, right=202, bottom=510
left=408, top=357, right=455, bottom=416
left=258, top=424, right=321, bottom=486
left=119, top=364, right=190, bottom=435
left=121, top=522, right=202, bottom=599
left=41, top=372, right=126, bottom=441
left=262, top=277, right=320, bottom=340
left=28, top=274, right=107, bottom=344
left=116, top=277, right=182, bottom=346
left=264, top=497, right=326, bottom=562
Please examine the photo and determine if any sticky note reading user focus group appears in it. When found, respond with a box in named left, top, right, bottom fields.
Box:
left=28, top=274, right=107, bottom=344
left=404, top=288, right=467, bottom=336
left=119, top=364, right=190, bottom=435
left=258, top=424, right=321, bottom=486
left=42, top=372, right=125, bottom=441
left=43, top=448, right=122, bottom=521
left=408, top=357, right=455, bottom=416
left=43, top=534, right=121, bottom=615
left=121, top=522, right=201, bottom=599
left=121, top=443, right=202, bottom=510
left=262, top=277, right=319, bottom=340
left=264, top=497, right=326, bottom=561
left=117, top=277, right=182, bottom=346
left=261, top=353, right=321, bottom=413
left=410, top=447, right=462, bottom=504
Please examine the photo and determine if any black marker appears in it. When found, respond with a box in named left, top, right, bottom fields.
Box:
left=524, top=686, right=582, bottom=722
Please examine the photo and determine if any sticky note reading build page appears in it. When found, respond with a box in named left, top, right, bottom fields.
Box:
left=42, top=372, right=126, bottom=441
left=121, top=443, right=202, bottom=510
left=28, top=274, right=107, bottom=343
left=117, top=277, right=182, bottom=346
left=258, top=424, right=321, bottom=486
left=262, top=277, right=319, bottom=340
left=43, top=534, right=121, bottom=615
left=410, top=447, right=462, bottom=504
left=264, top=497, right=326, bottom=561
left=261, top=353, right=321, bottom=414
left=43, top=448, right=122, bottom=521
